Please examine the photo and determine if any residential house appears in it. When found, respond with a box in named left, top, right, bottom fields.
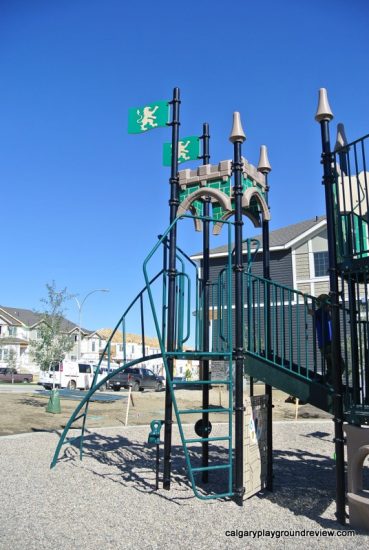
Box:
left=192, top=215, right=329, bottom=297
left=191, top=215, right=331, bottom=360
left=0, top=306, right=101, bottom=373
left=95, top=329, right=199, bottom=379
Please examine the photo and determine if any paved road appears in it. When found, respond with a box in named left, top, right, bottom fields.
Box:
left=0, top=384, right=124, bottom=401
left=0, top=383, right=40, bottom=393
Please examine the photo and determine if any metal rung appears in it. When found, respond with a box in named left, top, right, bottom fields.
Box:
left=174, top=380, right=229, bottom=385
left=62, top=435, right=81, bottom=446
left=73, top=412, right=86, bottom=422
left=178, top=407, right=231, bottom=415
left=196, top=491, right=234, bottom=499
left=191, top=464, right=231, bottom=473
left=184, top=436, right=231, bottom=444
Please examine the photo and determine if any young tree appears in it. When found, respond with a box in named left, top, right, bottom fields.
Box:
left=7, top=349, right=18, bottom=383
left=0, top=346, right=18, bottom=383
left=185, top=367, right=192, bottom=381
left=29, top=282, right=74, bottom=388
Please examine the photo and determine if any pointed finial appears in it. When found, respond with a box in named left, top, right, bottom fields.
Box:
left=315, top=88, right=334, bottom=122
left=334, top=123, right=349, bottom=152
left=229, top=112, right=246, bottom=143
left=257, top=145, right=272, bottom=174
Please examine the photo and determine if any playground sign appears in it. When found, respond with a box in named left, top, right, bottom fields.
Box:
left=128, top=101, right=170, bottom=133
left=162, top=136, right=200, bottom=166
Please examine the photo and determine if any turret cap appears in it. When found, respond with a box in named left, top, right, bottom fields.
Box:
left=229, top=112, right=246, bottom=143
left=257, top=145, right=272, bottom=174
left=315, top=88, right=334, bottom=122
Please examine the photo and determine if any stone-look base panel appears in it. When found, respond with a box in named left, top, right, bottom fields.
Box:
left=244, top=394, right=268, bottom=500
left=344, top=424, right=369, bottom=531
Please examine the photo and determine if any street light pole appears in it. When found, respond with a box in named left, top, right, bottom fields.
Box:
left=74, top=289, right=109, bottom=361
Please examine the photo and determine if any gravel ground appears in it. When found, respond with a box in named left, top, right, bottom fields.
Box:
left=0, top=421, right=367, bottom=549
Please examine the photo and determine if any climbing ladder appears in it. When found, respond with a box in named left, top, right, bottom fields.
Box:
left=143, top=216, right=235, bottom=499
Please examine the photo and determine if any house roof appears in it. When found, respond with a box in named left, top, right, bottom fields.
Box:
left=0, top=307, right=41, bottom=327
left=96, top=328, right=160, bottom=348
left=0, top=305, right=90, bottom=334
left=0, top=337, right=28, bottom=345
left=191, top=215, right=326, bottom=259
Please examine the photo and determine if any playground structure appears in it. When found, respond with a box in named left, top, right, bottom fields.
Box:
left=51, top=89, right=369, bottom=527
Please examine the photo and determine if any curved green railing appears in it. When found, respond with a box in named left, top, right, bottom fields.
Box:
left=50, top=354, right=163, bottom=469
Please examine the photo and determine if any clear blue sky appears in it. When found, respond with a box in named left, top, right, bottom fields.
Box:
left=0, top=0, right=368, bottom=332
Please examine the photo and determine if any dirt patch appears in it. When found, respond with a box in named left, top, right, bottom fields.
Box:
left=0, top=386, right=332, bottom=437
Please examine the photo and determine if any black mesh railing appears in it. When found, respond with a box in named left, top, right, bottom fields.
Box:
left=333, top=133, right=369, bottom=264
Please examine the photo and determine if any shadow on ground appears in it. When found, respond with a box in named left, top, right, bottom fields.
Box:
left=54, top=428, right=368, bottom=530
left=56, top=430, right=231, bottom=505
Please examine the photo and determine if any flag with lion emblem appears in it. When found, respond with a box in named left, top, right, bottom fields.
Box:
left=163, top=136, right=200, bottom=166
left=128, top=101, right=170, bottom=133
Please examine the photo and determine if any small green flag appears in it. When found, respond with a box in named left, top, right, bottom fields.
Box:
left=163, top=136, right=200, bottom=166
left=128, top=101, right=170, bottom=134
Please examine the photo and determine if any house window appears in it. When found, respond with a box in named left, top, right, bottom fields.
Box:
left=0, top=348, right=9, bottom=361
left=314, top=251, right=329, bottom=277
left=74, top=334, right=78, bottom=342
left=8, top=327, right=17, bottom=337
left=92, top=341, right=96, bottom=352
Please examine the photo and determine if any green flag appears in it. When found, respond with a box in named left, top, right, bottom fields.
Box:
left=163, top=136, right=200, bottom=166
left=128, top=101, right=170, bottom=134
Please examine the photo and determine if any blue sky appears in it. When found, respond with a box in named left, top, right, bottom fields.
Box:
left=0, top=0, right=368, bottom=332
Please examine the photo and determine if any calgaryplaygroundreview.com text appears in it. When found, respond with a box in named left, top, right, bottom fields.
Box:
left=224, top=529, right=356, bottom=539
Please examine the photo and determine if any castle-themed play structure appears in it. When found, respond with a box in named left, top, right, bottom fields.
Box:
left=51, top=89, right=369, bottom=529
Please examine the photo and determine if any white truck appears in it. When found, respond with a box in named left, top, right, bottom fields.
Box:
left=39, top=361, right=118, bottom=391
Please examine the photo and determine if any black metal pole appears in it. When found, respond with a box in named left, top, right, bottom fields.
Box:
left=319, top=118, right=346, bottom=525
left=156, top=443, right=160, bottom=490
left=163, top=87, right=181, bottom=490
left=231, top=116, right=245, bottom=504
left=259, top=162, right=273, bottom=492
left=200, top=123, right=211, bottom=483
left=338, top=150, right=360, bottom=404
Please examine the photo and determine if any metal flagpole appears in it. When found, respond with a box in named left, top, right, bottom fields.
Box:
left=230, top=112, right=246, bottom=504
left=315, top=88, right=346, bottom=524
left=200, top=123, right=211, bottom=482
left=258, top=145, right=273, bottom=491
left=163, top=87, right=181, bottom=490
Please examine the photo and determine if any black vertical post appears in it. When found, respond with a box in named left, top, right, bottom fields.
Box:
left=163, top=87, right=181, bottom=490
left=258, top=148, right=273, bottom=491
left=316, top=91, right=346, bottom=524
left=338, top=148, right=360, bottom=405
left=200, top=123, right=211, bottom=483
left=230, top=113, right=246, bottom=504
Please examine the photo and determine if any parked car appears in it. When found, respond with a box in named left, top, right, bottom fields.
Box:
left=39, top=361, right=93, bottom=390
left=172, top=376, right=203, bottom=390
left=0, top=368, right=33, bottom=383
left=108, top=367, right=163, bottom=392
left=172, top=376, right=186, bottom=388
